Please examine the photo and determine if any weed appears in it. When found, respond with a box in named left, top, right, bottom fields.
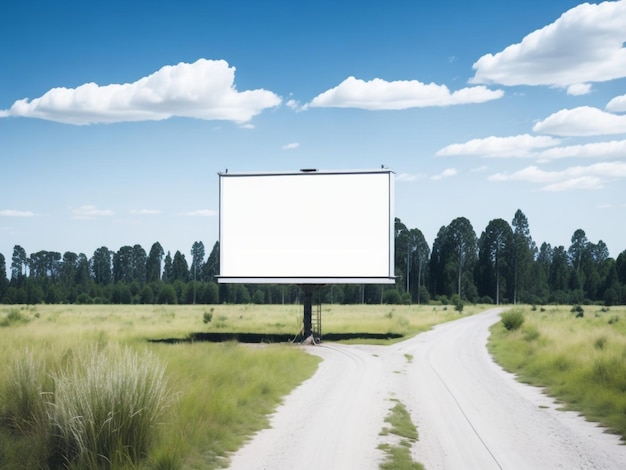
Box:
left=379, top=400, right=423, bottom=470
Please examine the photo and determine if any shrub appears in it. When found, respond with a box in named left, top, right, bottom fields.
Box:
left=571, top=305, right=584, bottom=318
left=75, top=293, right=92, bottom=304
left=501, top=310, right=525, bottom=331
left=450, top=294, right=463, bottom=313
left=203, top=308, right=214, bottom=324
left=383, top=289, right=402, bottom=304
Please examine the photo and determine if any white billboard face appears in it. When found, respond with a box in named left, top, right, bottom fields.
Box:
left=219, top=170, right=395, bottom=284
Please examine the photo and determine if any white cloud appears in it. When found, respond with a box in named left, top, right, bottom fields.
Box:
left=536, top=139, right=626, bottom=160
left=566, top=83, right=592, bottom=96
left=307, top=76, right=503, bottom=110
left=0, top=209, right=35, bottom=217
left=183, top=209, right=217, bottom=217
left=607, top=93, right=626, bottom=113
left=488, top=161, right=626, bottom=191
left=130, top=209, right=161, bottom=215
left=436, top=134, right=560, bottom=158
left=396, top=172, right=427, bottom=182
left=0, top=59, right=281, bottom=125
left=72, top=205, right=114, bottom=219
left=533, top=106, right=626, bottom=136
left=470, top=1, right=626, bottom=89
left=470, top=165, right=488, bottom=173
left=286, top=99, right=301, bottom=110
left=282, top=142, right=299, bottom=150
left=431, top=168, right=457, bottom=180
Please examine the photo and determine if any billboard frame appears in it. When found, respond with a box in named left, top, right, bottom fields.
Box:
left=217, top=168, right=395, bottom=285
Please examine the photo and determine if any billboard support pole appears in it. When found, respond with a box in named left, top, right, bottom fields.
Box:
left=302, top=285, right=313, bottom=341
left=300, top=284, right=323, bottom=344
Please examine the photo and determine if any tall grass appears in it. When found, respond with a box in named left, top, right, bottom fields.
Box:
left=48, top=346, right=169, bottom=469
left=1, top=345, right=170, bottom=469
left=489, top=306, right=626, bottom=440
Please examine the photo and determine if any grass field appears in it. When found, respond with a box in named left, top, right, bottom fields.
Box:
left=0, top=302, right=477, bottom=469
left=489, top=305, right=626, bottom=441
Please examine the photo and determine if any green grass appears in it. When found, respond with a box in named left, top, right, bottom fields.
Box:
left=489, top=305, right=626, bottom=441
left=379, top=399, right=424, bottom=470
left=0, top=303, right=488, bottom=468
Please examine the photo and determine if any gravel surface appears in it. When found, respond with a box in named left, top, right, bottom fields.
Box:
left=228, top=308, right=626, bottom=469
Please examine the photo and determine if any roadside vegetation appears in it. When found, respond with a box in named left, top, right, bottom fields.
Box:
left=0, top=305, right=320, bottom=468
left=379, top=399, right=424, bottom=470
left=489, top=305, right=626, bottom=441
left=0, top=303, right=476, bottom=468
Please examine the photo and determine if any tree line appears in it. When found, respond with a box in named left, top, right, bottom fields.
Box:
left=0, top=209, right=625, bottom=306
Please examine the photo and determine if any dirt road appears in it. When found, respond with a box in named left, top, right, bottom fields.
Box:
left=228, top=308, right=626, bottom=469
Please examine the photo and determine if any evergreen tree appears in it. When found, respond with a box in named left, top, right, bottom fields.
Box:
left=91, top=247, right=112, bottom=285
left=146, top=242, right=164, bottom=283
left=163, top=251, right=173, bottom=282
left=11, top=245, right=28, bottom=285
left=511, top=209, right=535, bottom=304
left=202, top=241, right=220, bottom=282
left=0, top=253, right=8, bottom=300
left=172, top=251, right=189, bottom=282
left=190, top=241, right=205, bottom=283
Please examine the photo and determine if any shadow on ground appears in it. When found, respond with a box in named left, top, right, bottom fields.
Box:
left=148, top=332, right=403, bottom=344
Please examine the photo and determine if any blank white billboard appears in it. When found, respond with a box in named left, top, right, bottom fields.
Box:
left=218, top=169, right=395, bottom=284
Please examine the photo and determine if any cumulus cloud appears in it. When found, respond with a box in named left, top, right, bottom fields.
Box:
left=607, top=93, right=626, bottom=113
left=533, top=106, right=626, bottom=136
left=436, top=134, right=561, bottom=158
left=489, top=161, right=626, bottom=191
left=282, top=142, right=299, bottom=150
left=0, top=209, right=35, bottom=217
left=470, top=1, right=626, bottom=89
left=72, top=205, right=114, bottom=219
left=183, top=209, right=217, bottom=217
left=306, top=76, right=503, bottom=110
left=431, top=168, right=458, bottom=180
left=0, top=59, right=281, bottom=125
left=566, top=83, right=592, bottom=96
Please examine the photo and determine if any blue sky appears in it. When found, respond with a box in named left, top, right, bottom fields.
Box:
left=1, top=0, right=626, bottom=273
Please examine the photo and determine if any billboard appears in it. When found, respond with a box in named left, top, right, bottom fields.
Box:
left=218, top=169, right=395, bottom=284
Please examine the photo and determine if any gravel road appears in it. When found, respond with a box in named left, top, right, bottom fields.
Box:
left=228, top=308, right=626, bottom=469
